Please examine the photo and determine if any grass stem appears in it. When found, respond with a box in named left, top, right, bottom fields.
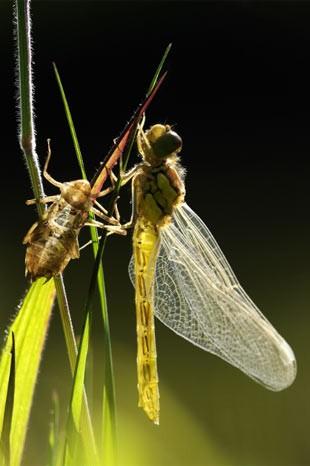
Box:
left=15, top=0, right=96, bottom=457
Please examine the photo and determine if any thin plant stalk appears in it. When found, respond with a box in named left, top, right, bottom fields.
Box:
left=53, top=276, right=78, bottom=374
left=14, top=0, right=96, bottom=455
left=53, top=64, right=111, bottom=457
left=15, top=0, right=44, bottom=213
left=16, top=0, right=73, bottom=384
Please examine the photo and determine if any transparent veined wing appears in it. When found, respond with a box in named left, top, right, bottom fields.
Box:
left=129, top=202, right=296, bottom=391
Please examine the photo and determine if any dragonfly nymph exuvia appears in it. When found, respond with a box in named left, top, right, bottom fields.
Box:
left=23, top=140, right=124, bottom=281
left=124, top=121, right=297, bottom=425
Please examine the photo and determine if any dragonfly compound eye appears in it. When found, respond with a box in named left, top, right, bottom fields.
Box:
left=151, top=130, right=183, bottom=159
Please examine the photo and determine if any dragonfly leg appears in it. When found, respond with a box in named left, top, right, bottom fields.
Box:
left=93, top=200, right=108, bottom=215
left=119, top=164, right=142, bottom=186
left=22, top=220, right=40, bottom=244
left=85, top=220, right=127, bottom=236
left=90, top=206, right=119, bottom=225
left=79, top=238, right=100, bottom=251
left=105, top=225, right=127, bottom=236
left=113, top=199, right=121, bottom=222
left=109, top=168, right=118, bottom=184
left=118, top=176, right=137, bottom=230
left=93, top=197, right=120, bottom=223
left=96, top=165, right=118, bottom=199
left=96, top=186, right=114, bottom=198
left=95, top=161, right=141, bottom=229
left=43, top=140, right=63, bottom=189
left=136, top=115, right=152, bottom=157
left=93, top=164, right=125, bottom=226
left=79, top=213, right=126, bottom=250
left=79, top=224, right=125, bottom=251
left=25, top=194, right=59, bottom=206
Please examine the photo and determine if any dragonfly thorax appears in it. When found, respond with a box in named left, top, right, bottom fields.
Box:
left=60, top=180, right=92, bottom=211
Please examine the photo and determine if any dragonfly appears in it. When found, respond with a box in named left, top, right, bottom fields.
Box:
left=126, top=120, right=297, bottom=425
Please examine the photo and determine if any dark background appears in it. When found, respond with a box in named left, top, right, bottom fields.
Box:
left=0, top=1, right=309, bottom=465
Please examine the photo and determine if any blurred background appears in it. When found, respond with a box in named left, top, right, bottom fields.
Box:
left=0, top=1, right=309, bottom=465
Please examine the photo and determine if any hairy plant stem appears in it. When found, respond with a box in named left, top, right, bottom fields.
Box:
left=15, top=0, right=44, bottom=214
left=15, top=0, right=96, bottom=455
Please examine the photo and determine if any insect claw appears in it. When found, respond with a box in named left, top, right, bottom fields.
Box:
left=105, top=225, right=127, bottom=237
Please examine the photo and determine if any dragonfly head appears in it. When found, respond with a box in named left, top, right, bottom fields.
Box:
left=141, top=124, right=183, bottom=163
left=61, top=180, right=92, bottom=210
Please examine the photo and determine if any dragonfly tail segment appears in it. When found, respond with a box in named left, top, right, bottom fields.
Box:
left=133, top=219, right=160, bottom=425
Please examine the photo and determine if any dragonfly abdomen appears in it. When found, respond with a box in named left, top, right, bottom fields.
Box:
left=133, top=219, right=160, bottom=424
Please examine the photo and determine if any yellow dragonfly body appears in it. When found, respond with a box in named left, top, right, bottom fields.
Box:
left=131, top=124, right=184, bottom=423
left=129, top=123, right=296, bottom=424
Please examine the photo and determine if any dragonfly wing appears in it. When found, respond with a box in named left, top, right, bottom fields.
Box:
left=152, top=203, right=296, bottom=391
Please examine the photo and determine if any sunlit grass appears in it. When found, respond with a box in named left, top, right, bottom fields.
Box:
left=0, top=279, right=55, bottom=466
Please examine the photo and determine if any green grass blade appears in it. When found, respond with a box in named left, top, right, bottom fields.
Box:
left=52, top=65, right=106, bottom=313
left=62, top=314, right=99, bottom=466
left=0, top=279, right=55, bottom=466
left=147, top=42, right=172, bottom=96
left=0, top=333, right=15, bottom=466
left=68, top=315, right=91, bottom=439
left=53, top=63, right=105, bottom=462
left=52, top=63, right=87, bottom=180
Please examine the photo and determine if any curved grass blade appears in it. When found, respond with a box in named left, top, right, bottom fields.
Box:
left=53, top=64, right=108, bottom=461
left=52, top=63, right=87, bottom=180
left=0, top=279, right=55, bottom=466
left=147, top=42, right=171, bottom=96
left=62, top=315, right=99, bottom=466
